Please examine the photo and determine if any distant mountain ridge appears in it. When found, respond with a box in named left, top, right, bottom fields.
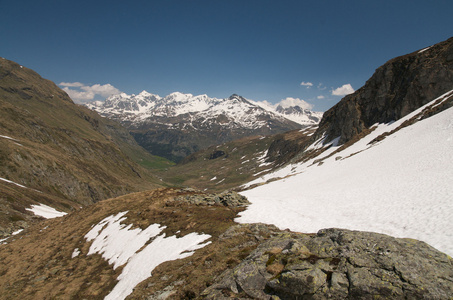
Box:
left=88, top=91, right=322, bottom=127
left=87, top=92, right=322, bottom=161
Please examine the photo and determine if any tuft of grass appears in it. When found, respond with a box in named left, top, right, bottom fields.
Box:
left=9, top=214, right=25, bottom=222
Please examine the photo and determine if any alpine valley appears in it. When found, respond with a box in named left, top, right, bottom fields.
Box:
left=86, top=92, right=322, bottom=162
left=0, top=37, right=452, bottom=300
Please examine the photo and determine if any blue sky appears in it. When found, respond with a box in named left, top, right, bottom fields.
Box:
left=1, top=0, right=452, bottom=111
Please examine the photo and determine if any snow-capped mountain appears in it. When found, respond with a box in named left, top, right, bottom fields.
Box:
left=87, top=91, right=321, bottom=128
left=87, top=92, right=318, bottom=161
left=275, top=104, right=323, bottom=124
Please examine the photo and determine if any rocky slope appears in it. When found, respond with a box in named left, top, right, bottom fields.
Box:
left=87, top=92, right=319, bottom=162
left=204, top=228, right=453, bottom=299
left=313, top=37, right=453, bottom=146
left=0, top=189, right=451, bottom=299
left=0, top=58, right=169, bottom=235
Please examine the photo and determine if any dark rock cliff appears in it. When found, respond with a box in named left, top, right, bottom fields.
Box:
left=315, top=37, right=453, bottom=145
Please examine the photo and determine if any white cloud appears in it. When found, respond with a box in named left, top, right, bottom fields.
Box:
left=253, top=97, right=313, bottom=111
left=317, top=95, right=325, bottom=100
left=81, top=84, right=121, bottom=98
left=300, top=81, right=313, bottom=88
left=276, top=97, right=314, bottom=110
left=59, top=82, right=84, bottom=87
left=62, top=87, right=95, bottom=102
left=317, top=83, right=326, bottom=90
left=331, top=84, right=355, bottom=96
left=59, top=82, right=121, bottom=103
left=257, top=100, right=274, bottom=108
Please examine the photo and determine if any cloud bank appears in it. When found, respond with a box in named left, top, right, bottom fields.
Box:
left=60, top=82, right=121, bottom=103
left=255, top=97, right=314, bottom=111
left=278, top=97, right=313, bottom=110
left=332, top=84, right=355, bottom=96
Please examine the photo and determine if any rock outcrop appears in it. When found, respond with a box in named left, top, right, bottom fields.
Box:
left=265, top=127, right=316, bottom=166
left=203, top=228, right=453, bottom=299
left=315, top=37, right=453, bottom=145
left=172, top=190, right=250, bottom=207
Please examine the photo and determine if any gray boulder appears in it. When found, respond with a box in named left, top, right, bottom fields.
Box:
left=202, top=228, right=453, bottom=299
left=174, top=190, right=250, bottom=207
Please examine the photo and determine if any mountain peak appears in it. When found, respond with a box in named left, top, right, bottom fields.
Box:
left=137, top=90, right=155, bottom=97
left=86, top=91, right=318, bottom=161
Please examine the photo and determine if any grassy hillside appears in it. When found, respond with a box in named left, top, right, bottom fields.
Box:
left=160, top=127, right=316, bottom=192
left=0, top=58, right=173, bottom=234
left=0, top=188, right=261, bottom=299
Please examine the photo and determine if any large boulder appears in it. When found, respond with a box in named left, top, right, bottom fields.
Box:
left=172, top=190, right=250, bottom=207
left=202, top=228, right=453, bottom=299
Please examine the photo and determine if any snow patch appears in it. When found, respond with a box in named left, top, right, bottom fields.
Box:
left=26, top=204, right=67, bottom=219
left=0, top=134, right=19, bottom=141
left=85, top=212, right=211, bottom=300
left=72, top=248, right=80, bottom=258
left=12, top=229, right=23, bottom=235
left=0, top=177, right=27, bottom=189
left=418, top=46, right=433, bottom=53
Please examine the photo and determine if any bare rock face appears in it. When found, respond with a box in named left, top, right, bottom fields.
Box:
left=202, top=228, right=453, bottom=299
left=315, top=37, right=453, bottom=145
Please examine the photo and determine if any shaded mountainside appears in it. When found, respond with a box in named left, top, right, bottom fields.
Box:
left=0, top=189, right=451, bottom=299
left=88, top=92, right=313, bottom=162
left=0, top=58, right=171, bottom=234
left=314, top=37, right=453, bottom=146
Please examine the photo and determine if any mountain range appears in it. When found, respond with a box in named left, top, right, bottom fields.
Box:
left=87, top=91, right=322, bottom=162
left=0, top=37, right=452, bottom=299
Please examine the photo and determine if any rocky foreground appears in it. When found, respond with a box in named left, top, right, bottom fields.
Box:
left=0, top=188, right=452, bottom=299
left=203, top=226, right=453, bottom=299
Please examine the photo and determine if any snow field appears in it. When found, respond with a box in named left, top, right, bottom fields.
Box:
left=84, top=211, right=211, bottom=300
left=238, top=93, right=453, bottom=257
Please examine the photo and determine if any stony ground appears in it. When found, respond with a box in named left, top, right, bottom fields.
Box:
left=0, top=188, right=452, bottom=299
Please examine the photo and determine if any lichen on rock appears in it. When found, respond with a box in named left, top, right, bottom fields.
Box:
left=202, top=228, right=453, bottom=299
